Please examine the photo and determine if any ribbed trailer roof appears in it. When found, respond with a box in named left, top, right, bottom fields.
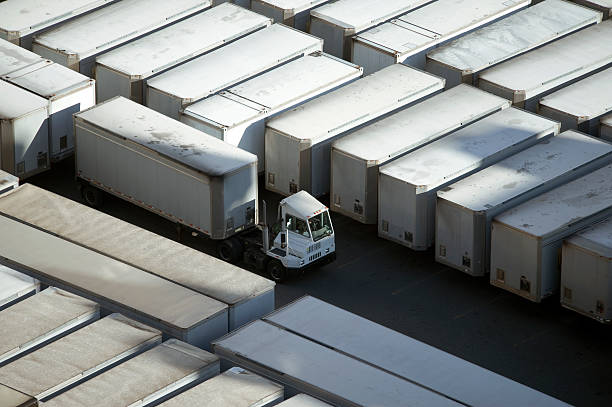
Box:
left=332, top=84, right=509, bottom=164
left=0, top=39, right=48, bottom=76
left=438, top=131, right=612, bottom=210
left=32, top=0, right=211, bottom=60
left=538, top=67, right=612, bottom=120
left=5, top=63, right=92, bottom=99
left=264, top=296, right=571, bottom=407
left=494, top=164, right=612, bottom=237
left=266, top=64, right=444, bottom=143
left=379, top=108, right=558, bottom=190
left=42, top=340, right=219, bottom=407
left=566, top=218, right=612, bottom=259
left=310, top=0, right=431, bottom=31
left=0, top=81, right=48, bottom=120
left=96, top=3, right=271, bottom=79
left=183, top=53, right=361, bottom=128
left=0, top=314, right=161, bottom=400
left=75, top=97, right=257, bottom=177
left=0, top=184, right=274, bottom=306
left=426, top=0, right=602, bottom=74
left=146, top=24, right=322, bottom=103
left=0, top=0, right=114, bottom=39
left=157, top=367, right=284, bottom=407
left=478, top=21, right=612, bottom=101
left=0, top=288, right=98, bottom=364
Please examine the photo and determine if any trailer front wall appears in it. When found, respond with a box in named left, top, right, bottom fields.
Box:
left=602, top=114, right=612, bottom=142
left=330, top=149, right=369, bottom=223
left=265, top=128, right=301, bottom=195
left=95, top=64, right=132, bottom=104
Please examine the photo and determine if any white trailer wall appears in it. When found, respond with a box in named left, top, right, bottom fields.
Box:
left=0, top=265, right=39, bottom=311
left=490, top=164, right=612, bottom=302
left=157, top=367, right=284, bottom=407
left=213, top=321, right=463, bottom=407
left=146, top=24, right=323, bottom=120
left=569, top=0, right=611, bottom=19
left=42, top=340, right=220, bottom=407
left=265, top=64, right=444, bottom=197
left=0, top=0, right=115, bottom=49
left=309, top=0, right=434, bottom=60
left=263, top=296, right=571, bottom=407
left=0, top=184, right=275, bottom=332
left=0, top=81, right=49, bottom=179
left=561, top=218, right=612, bottom=322
left=425, top=0, right=602, bottom=88
left=537, top=67, right=612, bottom=136
left=0, top=214, right=230, bottom=349
left=4, top=63, right=95, bottom=162
left=0, top=288, right=99, bottom=366
left=0, top=314, right=161, bottom=401
left=352, top=0, right=529, bottom=75
left=31, top=0, right=212, bottom=76
left=330, top=84, right=510, bottom=224
left=75, top=97, right=258, bottom=241
left=95, top=3, right=272, bottom=104
left=377, top=108, right=558, bottom=250
left=0, top=170, right=18, bottom=195
left=602, top=113, right=612, bottom=142
left=436, top=131, right=612, bottom=276
left=180, top=52, right=362, bottom=172
left=478, top=21, right=612, bottom=111
left=251, top=0, right=329, bottom=31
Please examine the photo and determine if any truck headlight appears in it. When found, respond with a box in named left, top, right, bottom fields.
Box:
left=325, top=248, right=330, bottom=253
left=300, top=260, right=304, bottom=266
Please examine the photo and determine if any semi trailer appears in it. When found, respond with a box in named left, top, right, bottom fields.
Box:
left=74, top=97, right=335, bottom=281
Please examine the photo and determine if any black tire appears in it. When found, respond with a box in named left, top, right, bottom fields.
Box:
left=267, top=259, right=287, bottom=283
left=217, top=238, right=243, bottom=263
left=81, top=185, right=103, bottom=208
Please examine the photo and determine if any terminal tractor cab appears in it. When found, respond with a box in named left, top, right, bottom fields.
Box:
left=218, top=191, right=336, bottom=282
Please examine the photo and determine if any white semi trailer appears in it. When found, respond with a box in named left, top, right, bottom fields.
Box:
left=74, top=97, right=335, bottom=281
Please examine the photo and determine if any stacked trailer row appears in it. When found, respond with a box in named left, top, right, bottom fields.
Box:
left=352, top=0, right=529, bottom=74
left=95, top=3, right=272, bottom=104
left=425, top=0, right=602, bottom=88
left=32, top=0, right=212, bottom=76
left=146, top=24, right=323, bottom=120
left=180, top=52, right=362, bottom=171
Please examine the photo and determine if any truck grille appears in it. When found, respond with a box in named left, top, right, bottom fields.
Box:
left=307, top=242, right=321, bottom=253
left=309, top=251, right=322, bottom=262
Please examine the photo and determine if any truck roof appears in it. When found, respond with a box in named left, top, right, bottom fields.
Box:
left=282, top=191, right=327, bottom=218
left=75, top=97, right=257, bottom=177
left=266, top=64, right=444, bottom=144
left=96, top=3, right=271, bottom=79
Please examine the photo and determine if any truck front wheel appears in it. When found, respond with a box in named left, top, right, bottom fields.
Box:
left=217, top=238, right=243, bottom=263
left=81, top=185, right=103, bottom=208
left=267, top=259, right=287, bottom=283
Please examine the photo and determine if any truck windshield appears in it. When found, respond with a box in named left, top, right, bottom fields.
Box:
left=308, top=212, right=333, bottom=242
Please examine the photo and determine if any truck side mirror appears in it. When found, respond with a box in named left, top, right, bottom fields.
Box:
left=281, top=232, right=286, bottom=248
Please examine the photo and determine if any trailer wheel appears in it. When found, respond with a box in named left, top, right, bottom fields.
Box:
left=267, top=259, right=287, bottom=283
left=82, top=186, right=103, bottom=208
left=217, top=238, right=243, bottom=263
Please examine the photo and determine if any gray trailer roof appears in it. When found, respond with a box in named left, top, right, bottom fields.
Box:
left=75, top=97, right=257, bottom=176
left=538, top=67, right=612, bottom=121
left=157, top=367, right=284, bottom=407
left=5, top=63, right=93, bottom=99
left=277, top=394, right=331, bottom=407
left=213, top=320, right=462, bottom=407
left=0, top=288, right=98, bottom=363
left=0, top=383, right=37, bottom=407
left=95, top=3, right=271, bottom=79
left=0, top=314, right=161, bottom=400
left=264, top=296, right=570, bottom=407
left=0, top=184, right=274, bottom=306
left=0, top=170, right=19, bottom=192
left=437, top=131, right=612, bottom=210
left=332, top=84, right=510, bottom=164
left=426, top=0, right=602, bottom=74
left=0, top=266, right=38, bottom=308
left=494, top=164, right=612, bottom=238
left=310, top=0, right=431, bottom=31
left=0, top=0, right=113, bottom=39
left=0, top=39, right=48, bottom=76
left=266, top=64, right=444, bottom=143
left=478, top=21, right=612, bottom=101
left=0, top=81, right=48, bottom=120
left=255, top=0, right=329, bottom=17
left=42, top=340, right=219, bottom=407
left=32, top=0, right=211, bottom=61
left=566, top=218, right=612, bottom=259
left=0, top=214, right=228, bottom=331
left=379, top=108, right=559, bottom=191
left=146, top=24, right=322, bottom=103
